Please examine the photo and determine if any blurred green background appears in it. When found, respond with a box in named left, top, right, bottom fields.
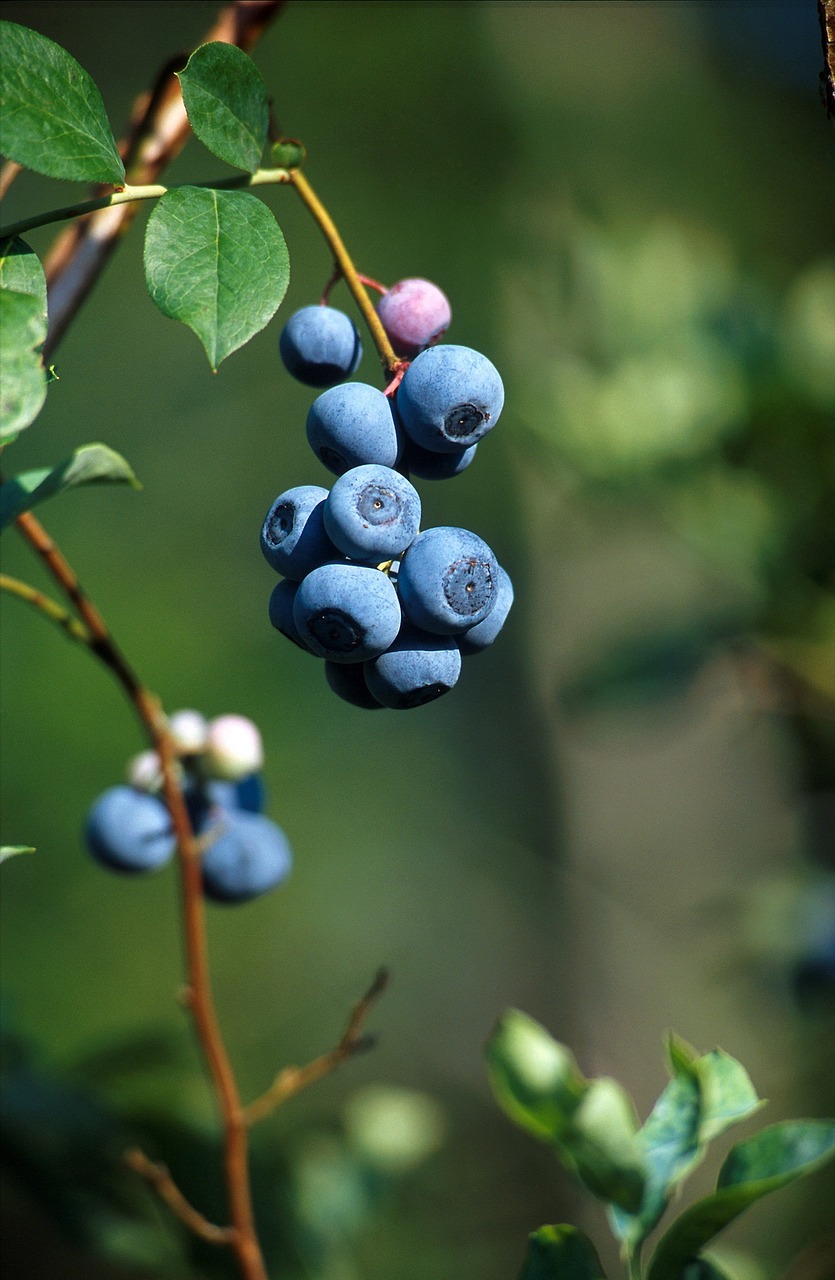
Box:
left=1, top=2, right=834, bottom=1278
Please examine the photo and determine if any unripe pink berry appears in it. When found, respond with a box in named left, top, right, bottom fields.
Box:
left=377, top=278, right=451, bottom=357
left=202, top=715, right=264, bottom=781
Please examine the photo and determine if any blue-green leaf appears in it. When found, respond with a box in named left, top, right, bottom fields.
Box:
left=143, top=186, right=289, bottom=369
left=0, top=21, right=124, bottom=184
left=177, top=42, right=268, bottom=174
left=646, top=1120, right=835, bottom=1280
left=518, top=1225, right=607, bottom=1280
left=695, top=1050, right=762, bottom=1144
left=0, top=237, right=47, bottom=320
left=0, top=443, right=140, bottom=529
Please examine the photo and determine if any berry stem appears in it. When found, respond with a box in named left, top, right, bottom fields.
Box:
left=287, top=168, right=403, bottom=375
left=0, top=572, right=92, bottom=647
left=13, top=507, right=268, bottom=1280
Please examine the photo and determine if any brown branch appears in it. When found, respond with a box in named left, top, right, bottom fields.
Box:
left=820, top=0, right=835, bottom=119
left=0, top=161, right=23, bottom=202
left=43, top=0, right=286, bottom=358
left=244, top=969, right=389, bottom=1126
left=125, top=1148, right=236, bottom=1246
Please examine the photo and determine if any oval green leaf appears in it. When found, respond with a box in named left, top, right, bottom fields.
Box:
left=518, top=1225, right=608, bottom=1280
left=0, top=289, right=47, bottom=442
left=646, top=1120, right=835, bottom=1280
left=0, top=21, right=124, bottom=184
left=177, top=42, right=268, bottom=174
left=143, top=186, right=289, bottom=369
left=485, top=1010, right=588, bottom=1142
left=0, top=443, right=140, bottom=529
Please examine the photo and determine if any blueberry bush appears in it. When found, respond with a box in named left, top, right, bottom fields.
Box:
left=2, top=4, right=834, bottom=1279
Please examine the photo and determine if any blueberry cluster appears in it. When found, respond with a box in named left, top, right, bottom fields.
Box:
left=264, top=280, right=514, bottom=710
left=83, top=710, right=292, bottom=904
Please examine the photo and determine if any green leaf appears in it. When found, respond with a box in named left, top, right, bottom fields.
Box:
left=177, top=42, right=268, bottom=174
left=0, top=443, right=140, bottom=529
left=0, top=288, right=47, bottom=442
left=485, top=1010, right=588, bottom=1142
left=695, top=1050, right=763, bottom=1144
left=0, top=21, right=124, bottom=184
left=0, top=845, right=35, bottom=863
left=559, top=1077, right=647, bottom=1214
left=0, top=237, right=47, bottom=321
left=610, top=1066, right=702, bottom=1245
left=646, top=1120, right=835, bottom=1280
left=143, top=186, right=289, bottom=369
left=518, top=1225, right=608, bottom=1280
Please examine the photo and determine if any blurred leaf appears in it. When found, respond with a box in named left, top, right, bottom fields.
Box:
left=647, top=1121, right=835, bottom=1280
left=559, top=624, right=715, bottom=718
left=695, top=1050, right=762, bottom=1144
left=0, top=443, right=140, bottom=529
left=485, top=1009, right=587, bottom=1142
left=0, top=237, right=47, bottom=320
left=0, top=288, right=48, bottom=442
left=560, top=1077, right=646, bottom=1214
left=143, top=186, right=289, bottom=369
left=0, top=21, right=124, bottom=184
left=177, top=42, right=268, bottom=174
left=0, top=845, right=35, bottom=863
left=518, top=1224, right=607, bottom=1280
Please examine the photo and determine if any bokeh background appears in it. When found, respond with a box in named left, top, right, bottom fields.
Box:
left=1, top=2, right=834, bottom=1278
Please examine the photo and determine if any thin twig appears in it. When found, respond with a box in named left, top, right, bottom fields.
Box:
left=0, top=573, right=93, bottom=647
left=125, top=1148, right=236, bottom=1246
left=0, top=161, right=23, bottom=202
left=43, top=0, right=286, bottom=358
left=244, top=968, right=389, bottom=1126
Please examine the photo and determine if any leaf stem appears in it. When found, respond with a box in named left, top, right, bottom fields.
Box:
left=0, top=170, right=291, bottom=243
left=125, top=1148, right=236, bottom=1245
left=0, top=572, right=92, bottom=647
left=287, top=168, right=403, bottom=376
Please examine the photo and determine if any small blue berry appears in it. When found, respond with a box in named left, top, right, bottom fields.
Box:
left=457, top=565, right=514, bottom=655
left=85, top=786, right=175, bottom=874
left=279, top=305, right=362, bottom=388
left=398, top=526, right=498, bottom=635
left=201, top=810, right=292, bottom=904
left=261, top=485, right=338, bottom=580
left=323, top=464, right=421, bottom=561
left=306, top=383, right=401, bottom=475
left=325, top=661, right=384, bottom=709
left=405, top=438, right=477, bottom=481
left=396, top=345, right=504, bottom=453
left=293, top=562, right=402, bottom=662
left=268, top=579, right=312, bottom=652
left=364, top=623, right=462, bottom=709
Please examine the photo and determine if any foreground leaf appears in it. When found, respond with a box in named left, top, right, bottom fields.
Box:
left=0, top=443, right=140, bottom=528
left=518, top=1225, right=607, bottom=1280
left=0, top=289, right=47, bottom=442
left=143, top=186, right=289, bottom=368
left=0, top=846, right=35, bottom=863
left=0, top=237, right=48, bottom=319
left=0, top=21, right=124, bottom=184
left=646, top=1120, right=835, bottom=1280
left=177, top=42, right=268, bottom=173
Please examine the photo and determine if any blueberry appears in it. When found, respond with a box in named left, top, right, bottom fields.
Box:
left=377, top=278, right=451, bottom=357
left=457, top=565, right=514, bottom=655
left=279, top=305, right=362, bottom=388
left=186, top=774, right=266, bottom=828
left=398, top=526, right=498, bottom=635
left=261, top=485, right=338, bottom=580
left=306, top=383, right=401, bottom=475
left=323, top=465, right=421, bottom=561
left=325, top=661, right=384, bottom=709
left=85, top=786, right=175, bottom=874
left=201, top=810, right=292, bottom=904
left=405, top=438, right=477, bottom=481
left=396, top=345, right=504, bottom=453
left=268, top=579, right=312, bottom=652
left=364, top=622, right=462, bottom=709
left=293, top=563, right=402, bottom=662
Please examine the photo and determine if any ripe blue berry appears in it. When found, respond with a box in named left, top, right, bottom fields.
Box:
left=323, top=464, right=421, bottom=561
left=279, top=305, right=362, bottom=387
left=405, top=439, right=477, bottom=481
left=377, top=278, right=451, bottom=357
left=85, top=786, right=175, bottom=874
left=364, top=623, right=462, bottom=709
left=398, top=526, right=498, bottom=635
left=307, top=383, right=401, bottom=475
left=201, top=810, right=292, bottom=904
left=293, top=562, right=402, bottom=662
left=396, top=345, right=504, bottom=453
left=268, top=579, right=312, bottom=652
left=261, top=485, right=338, bottom=580
left=325, top=661, right=384, bottom=709
left=457, top=565, right=514, bottom=655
